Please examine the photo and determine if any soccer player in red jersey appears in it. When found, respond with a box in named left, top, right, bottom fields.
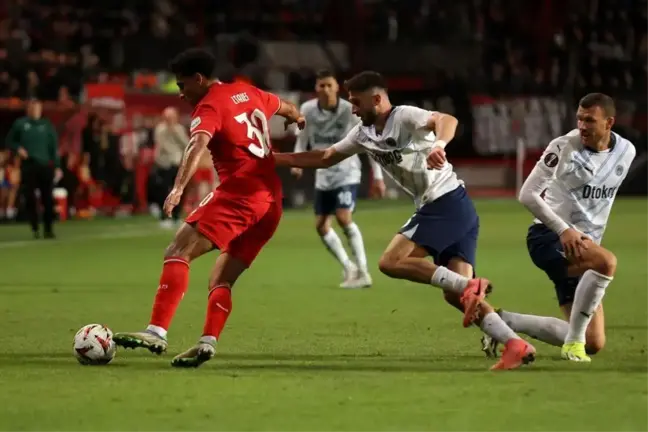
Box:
left=113, top=48, right=305, bottom=368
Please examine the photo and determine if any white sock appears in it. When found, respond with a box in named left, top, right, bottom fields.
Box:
left=343, top=223, right=368, bottom=273
left=565, top=270, right=612, bottom=344
left=146, top=325, right=167, bottom=339
left=430, top=266, right=469, bottom=294
left=321, top=229, right=352, bottom=269
left=479, top=312, right=522, bottom=344
left=500, top=310, right=567, bottom=347
left=199, top=335, right=217, bottom=345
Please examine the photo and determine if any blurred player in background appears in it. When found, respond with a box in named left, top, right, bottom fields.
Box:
left=291, top=70, right=385, bottom=289
left=275, top=71, right=536, bottom=370
left=153, top=107, right=190, bottom=228
left=114, top=48, right=305, bottom=368
left=481, top=93, right=635, bottom=362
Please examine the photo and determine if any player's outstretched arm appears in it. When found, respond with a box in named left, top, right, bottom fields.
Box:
left=274, top=147, right=350, bottom=169
left=275, top=130, right=362, bottom=169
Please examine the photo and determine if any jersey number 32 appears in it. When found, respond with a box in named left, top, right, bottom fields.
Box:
left=235, top=109, right=271, bottom=158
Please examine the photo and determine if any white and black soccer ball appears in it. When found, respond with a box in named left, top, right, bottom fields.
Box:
left=73, top=324, right=116, bottom=365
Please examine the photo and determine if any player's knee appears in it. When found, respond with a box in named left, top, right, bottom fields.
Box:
left=315, top=219, right=331, bottom=236
left=378, top=254, right=398, bottom=277
left=591, top=249, right=617, bottom=277
left=335, top=212, right=352, bottom=228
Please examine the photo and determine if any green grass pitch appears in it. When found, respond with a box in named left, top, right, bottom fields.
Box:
left=0, top=199, right=646, bottom=431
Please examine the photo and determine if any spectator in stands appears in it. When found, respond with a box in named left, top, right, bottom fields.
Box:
left=153, top=106, right=188, bottom=228
left=5, top=99, right=62, bottom=238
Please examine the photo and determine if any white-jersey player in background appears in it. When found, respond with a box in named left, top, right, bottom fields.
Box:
left=275, top=71, right=536, bottom=370
left=481, top=93, right=635, bottom=362
left=291, top=70, right=386, bottom=289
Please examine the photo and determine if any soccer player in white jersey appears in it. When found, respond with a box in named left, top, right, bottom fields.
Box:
left=291, top=70, right=386, bottom=289
left=480, top=93, right=635, bottom=363
left=275, top=71, right=536, bottom=370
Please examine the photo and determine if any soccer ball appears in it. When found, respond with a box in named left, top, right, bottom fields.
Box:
left=73, top=324, right=116, bottom=365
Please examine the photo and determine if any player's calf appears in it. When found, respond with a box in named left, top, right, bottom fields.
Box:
left=316, top=216, right=356, bottom=284
left=115, top=223, right=214, bottom=352
left=563, top=245, right=615, bottom=362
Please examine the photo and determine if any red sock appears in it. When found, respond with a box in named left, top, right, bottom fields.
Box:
left=149, top=257, right=190, bottom=331
left=202, top=285, right=232, bottom=340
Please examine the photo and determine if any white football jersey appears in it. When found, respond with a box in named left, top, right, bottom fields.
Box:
left=295, top=98, right=362, bottom=190
left=333, top=105, right=462, bottom=207
left=531, top=129, right=636, bottom=243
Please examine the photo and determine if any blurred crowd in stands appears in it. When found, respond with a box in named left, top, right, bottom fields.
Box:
left=0, top=0, right=644, bottom=97
left=0, top=0, right=646, bottom=222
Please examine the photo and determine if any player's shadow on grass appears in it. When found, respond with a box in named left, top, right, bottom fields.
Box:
left=1, top=352, right=646, bottom=374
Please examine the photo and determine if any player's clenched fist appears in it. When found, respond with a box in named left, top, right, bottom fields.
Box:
left=426, top=146, right=446, bottom=170
left=284, top=116, right=306, bottom=131
left=163, top=188, right=184, bottom=216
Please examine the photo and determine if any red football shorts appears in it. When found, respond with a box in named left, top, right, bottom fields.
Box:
left=193, top=167, right=215, bottom=184
left=185, top=190, right=282, bottom=267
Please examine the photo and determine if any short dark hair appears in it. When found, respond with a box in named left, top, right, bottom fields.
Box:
left=344, top=71, right=387, bottom=93
left=169, top=48, right=216, bottom=78
left=315, top=69, right=335, bottom=80
left=579, top=93, right=616, bottom=117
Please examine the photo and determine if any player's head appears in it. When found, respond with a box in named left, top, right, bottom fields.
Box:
left=577, top=93, right=616, bottom=147
left=314, top=70, right=339, bottom=104
left=344, top=71, right=389, bottom=126
left=169, top=48, right=217, bottom=106
left=26, top=99, right=42, bottom=119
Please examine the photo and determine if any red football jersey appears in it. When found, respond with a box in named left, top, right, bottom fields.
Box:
left=190, top=82, right=282, bottom=202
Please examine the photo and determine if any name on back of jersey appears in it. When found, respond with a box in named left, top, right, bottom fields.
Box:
left=231, top=93, right=250, bottom=104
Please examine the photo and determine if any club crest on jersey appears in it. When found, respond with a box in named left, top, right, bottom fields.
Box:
left=190, top=117, right=201, bottom=131
left=615, top=165, right=624, bottom=176
left=544, top=152, right=559, bottom=168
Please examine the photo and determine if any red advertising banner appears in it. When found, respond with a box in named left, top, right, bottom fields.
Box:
left=84, top=83, right=125, bottom=110
left=123, top=92, right=191, bottom=116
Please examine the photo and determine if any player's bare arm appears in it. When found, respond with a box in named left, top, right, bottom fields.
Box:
left=274, top=147, right=350, bottom=169
left=277, top=99, right=306, bottom=130
left=163, top=132, right=209, bottom=216
left=368, top=157, right=386, bottom=198
left=425, top=112, right=459, bottom=169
